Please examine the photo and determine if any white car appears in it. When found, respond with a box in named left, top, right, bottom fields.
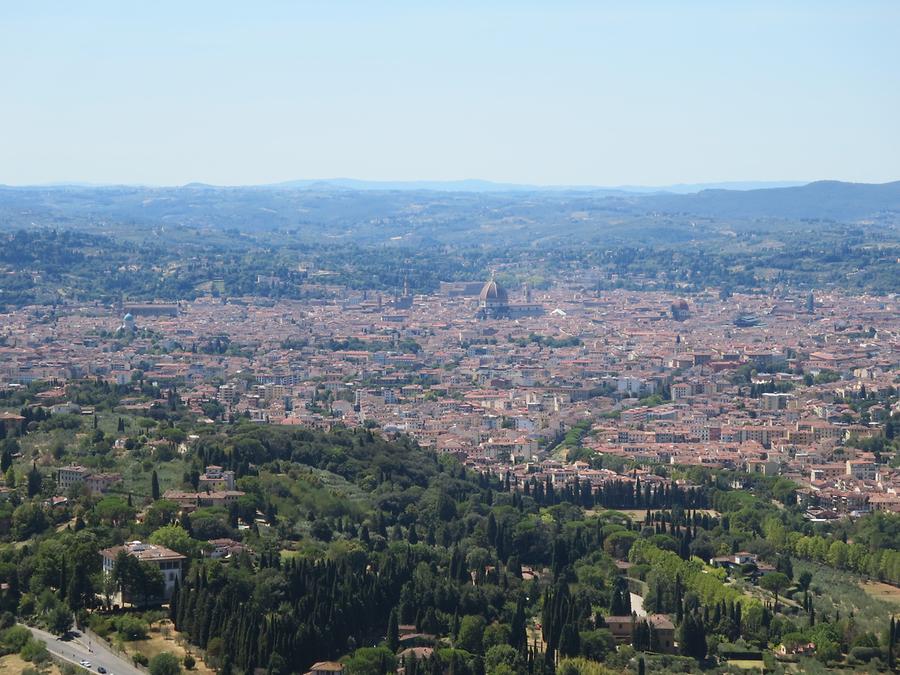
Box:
left=80, top=661, right=92, bottom=668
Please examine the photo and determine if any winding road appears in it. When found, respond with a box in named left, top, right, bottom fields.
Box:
left=27, top=625, right=143, bottom=675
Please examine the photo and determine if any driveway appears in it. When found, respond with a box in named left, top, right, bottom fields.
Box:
left=630, top=592, right=647, bottom=617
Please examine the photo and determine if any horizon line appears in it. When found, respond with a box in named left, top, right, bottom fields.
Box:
left=0, top=177, right=859, bottom=194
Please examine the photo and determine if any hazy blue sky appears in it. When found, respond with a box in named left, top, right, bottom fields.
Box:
left=2, top=1, right=899, bottom=186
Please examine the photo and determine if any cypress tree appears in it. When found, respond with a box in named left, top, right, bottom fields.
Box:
left=387, top=607, right=400, bottom=652
left=151, top=470, right=160, bottom=500
left=27, top=461, right=42, bottom=497
left=679, top=612, right=707, bottom=660
left=558, top=621, right=580, bottom=657
left=890, top=616, right=896, bottom=670
left=610, top=577, right=631, bottom=615
left=510, top=594, right=527, bottom=651
left=169, top=580, right=179, bottom=622
left=219, top=651, right=233, bottom=675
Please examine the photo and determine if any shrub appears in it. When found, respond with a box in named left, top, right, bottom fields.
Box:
left=149, top=652, right=182, bottom=675
left=133, top=653, right=150, bottom=666
left=556, top=657, right=616, bottom=675
left=21, top=638, right=50, bottom=663
left=113, top=614, right=150, bottom=640
left=17, top=594, right=36, bottom=618
left=205, top=637, right=224, bottom=665
left=344, top=646, right=397, bottom=675
left=183, top=654, right=196, bottom=670
left=850, top=646, right=880, bottom=663
left=456, top=615, right=487, bottom=654
left=1, top=625, right=33, bottom=651
left=88, top=614, right=113, bottom=637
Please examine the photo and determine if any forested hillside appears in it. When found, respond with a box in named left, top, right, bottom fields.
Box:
left=2, top=379, right=900, bottom=673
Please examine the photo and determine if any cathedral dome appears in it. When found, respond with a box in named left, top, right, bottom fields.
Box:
left=479, top=277, right=508, bottom=304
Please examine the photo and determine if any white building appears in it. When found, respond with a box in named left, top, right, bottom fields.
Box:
left=101, top=541, right=186, bottom=603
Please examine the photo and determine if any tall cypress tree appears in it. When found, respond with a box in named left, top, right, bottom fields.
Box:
left=890, top=616, right=896, bottom=670
left=27, top=462, right=42, bottom=497
left=679, top=612, right=707, bottom=660
left=387, top=608, right=400, bottom=653
left=558, top=621, right=580, bottom=657
left=151, top=470, right=160, bottom=500
left=0, top=445, right=12, bottom=474
left=510, top=594, right=527, bottom=652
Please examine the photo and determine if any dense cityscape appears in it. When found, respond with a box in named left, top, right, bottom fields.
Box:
left=1, top=249, right=900, bottom=674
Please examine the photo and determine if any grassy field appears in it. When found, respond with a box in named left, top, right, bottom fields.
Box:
left=0, top=653, right=62, bottom=674
left=116, top=619, right=215, bottom=675
left=586, top=508, right=720, bottom=522
left=725, top=659, right=764, bottom=670
left=860, top=580, right=900, bottom=606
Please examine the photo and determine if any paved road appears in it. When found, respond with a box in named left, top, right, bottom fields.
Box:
left=28, top=625, right=143, bottom=675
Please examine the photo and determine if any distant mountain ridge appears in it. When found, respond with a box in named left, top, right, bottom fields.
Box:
left=258, top=178, right=814, bottom=194
left=2, top=178, right=808, bottom=195
left=645, top=179, right=900, bottom=220
left=0, top=179, right=897, bottom=244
